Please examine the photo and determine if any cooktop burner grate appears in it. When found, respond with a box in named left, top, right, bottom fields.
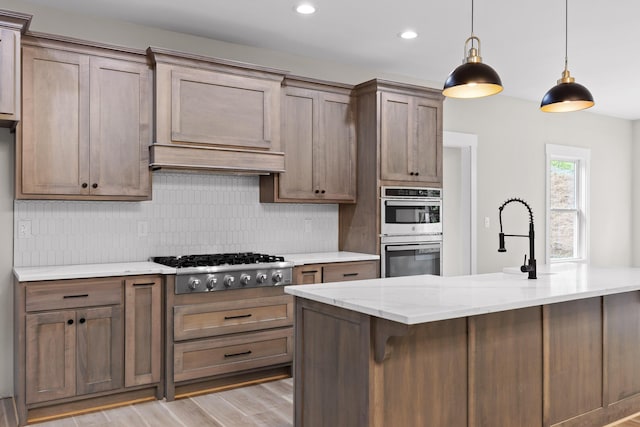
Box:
left=153, top=252, right=286, bottom=268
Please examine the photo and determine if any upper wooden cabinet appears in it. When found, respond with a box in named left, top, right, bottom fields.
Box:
left=147, top=47, right=287, bottom=173
left=0, top=10, right=31, bottom=127
left=260, top=76, right=356, bottom=203
left=17, top=35, right=152, bottom=200
left=380, top=91, right=442, bottom=185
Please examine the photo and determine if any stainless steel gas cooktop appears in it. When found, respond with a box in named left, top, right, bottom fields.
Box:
left=152, top=253, right=294, bottom=294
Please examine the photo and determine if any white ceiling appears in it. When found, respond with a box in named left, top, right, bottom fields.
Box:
left=20, top=0, right=640, bottom=120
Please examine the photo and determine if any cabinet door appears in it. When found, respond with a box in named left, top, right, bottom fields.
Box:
left=322, top=261, right=378, bottom=283
left=380, top=92, right=412, bottom=182
left=0, top=28, right=18, bottom=119
left=76, top=306, right=124, bottom=395
left=413, top=96, right=442, bottom=184
left=124, top=277, right=161, bottom=387
left=21, top=46, right=90, bottom=195
left=317, top=92, right=356, bottom=201
left=605, top=292, right=640, bottom=405
left=278, top=87, right=316, bottom=199
left=165, top=66, right=279, bottom=149
left=26, top=311, right=76, bottom=403
left=89, top=57, right=151, bottom=197
left=293, top=265, right=322, bottom=284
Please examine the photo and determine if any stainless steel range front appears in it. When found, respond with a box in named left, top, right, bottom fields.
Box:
left=153, top=253, right=294, bottom=294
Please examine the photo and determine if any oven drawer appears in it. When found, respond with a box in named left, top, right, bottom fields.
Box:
left=173, top=295, right=293, bottom=340
left=173, top=327, right=293, bottom=382
left=25, top=279, right=123, bottom=312
left=322, top=261, right=378, bottom=283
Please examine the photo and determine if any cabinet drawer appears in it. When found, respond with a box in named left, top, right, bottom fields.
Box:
left=174, top=295, right=293, bottom=341
left=322, top=261, right=378, bottom=283
left=174, top=327, right=293, bottom=382
left=26, top=279, right=123, bottom=312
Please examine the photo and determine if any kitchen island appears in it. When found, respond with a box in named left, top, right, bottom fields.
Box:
left=285, top=264, right=640, bottom=427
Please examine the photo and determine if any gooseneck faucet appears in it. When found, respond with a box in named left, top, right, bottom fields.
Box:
left=498, top=198, right=537, bottom=279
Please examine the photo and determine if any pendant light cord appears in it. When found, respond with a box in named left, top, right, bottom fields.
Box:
left=471, top=0, right=474, bottom=36
left=564, top=0, right=569, bottom=72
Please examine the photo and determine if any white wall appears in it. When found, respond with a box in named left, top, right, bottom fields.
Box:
left=0, top=0, right=634, bottom=396
left=444, top=96, right=632, bottom=273
left=633, top=120, right=640, bottom=267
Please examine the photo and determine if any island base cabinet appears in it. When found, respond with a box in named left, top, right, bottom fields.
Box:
left=294, top=298, right=467, bottom=427
left=294, top=292, right=640, bottom=427
left=468, top=307, right=542, bottom=427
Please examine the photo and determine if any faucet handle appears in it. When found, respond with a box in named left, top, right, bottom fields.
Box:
left=520, top=255, right=528, bottom=273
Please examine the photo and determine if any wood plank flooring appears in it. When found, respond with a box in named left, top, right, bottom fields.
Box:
left=0, top=378, right=292, bottom=426
left=2, top=377, right=640, bottom=426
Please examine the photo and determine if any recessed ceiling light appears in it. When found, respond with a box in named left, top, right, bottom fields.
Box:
left=399, top=30, right=418, bottom=40
left=296, top=4, right=316, bottom=14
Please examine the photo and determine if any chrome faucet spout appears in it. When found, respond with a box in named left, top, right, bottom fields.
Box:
left=498, top=198, right=537, bottom=279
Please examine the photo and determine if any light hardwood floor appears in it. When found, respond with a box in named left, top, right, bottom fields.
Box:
left=0, top=378, right=292, bottom=427
left=2, top=378, right=640, bottom=427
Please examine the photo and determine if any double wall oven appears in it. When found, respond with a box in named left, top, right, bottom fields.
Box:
left=380, top=186, right=443, bottom=278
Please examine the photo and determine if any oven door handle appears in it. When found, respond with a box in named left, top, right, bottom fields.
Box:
left=385, top=244, right=441, bottom=252
left=384, top=200, right=438, bottom=207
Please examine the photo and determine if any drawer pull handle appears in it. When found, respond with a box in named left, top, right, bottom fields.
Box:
left=343, top=273, right=359, bottom=277
left=224, top=350, right=252, bottom=358
left=67, top=319, right=74, bottom=325
left=133, top=282, right=156, bottom=287
left=302, top=270, right=318, bottom=274
left=224, top=314, right=252, bottom=320
left=79, top=318, right=86, bottom=324
left=63, top=294, right=89, bottom=299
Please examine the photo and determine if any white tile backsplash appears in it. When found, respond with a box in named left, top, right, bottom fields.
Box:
left=14, top=172, right=339, bottom=267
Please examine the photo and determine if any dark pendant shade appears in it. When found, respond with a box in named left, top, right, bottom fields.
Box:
left=540, top=0, right=594, bottom=113
left=443, top=62, right=503, bottom=98
left=540, top=80, right=594, bottom=113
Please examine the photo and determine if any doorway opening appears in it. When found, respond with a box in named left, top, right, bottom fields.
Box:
left=443, top=131, right=477, bottom=276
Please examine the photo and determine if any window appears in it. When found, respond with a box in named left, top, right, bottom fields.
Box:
left=545, top=144, right=590, bottom=263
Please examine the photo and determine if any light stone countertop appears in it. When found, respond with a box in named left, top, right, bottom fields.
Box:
left=280, top=251, right=379, bottom=266
left=285, top=264, right=640, bottom=325
left=13, top=262, right=176, bottom=282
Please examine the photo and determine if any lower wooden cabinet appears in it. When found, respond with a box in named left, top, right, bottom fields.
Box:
left=124, top=277, right=161, bottom=387
left=165, top=282, right=293, bottom=400
left=174, top=328, right=293, bottom=382
left=293, top=260, right=379, bottom=284
left=294, top=292, right=640, bottom=427
left=15, top=275, right=162, bottom=426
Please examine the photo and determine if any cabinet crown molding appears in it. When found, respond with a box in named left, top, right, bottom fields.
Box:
left=0, top=9, right=31, bottom=32
left=147, top=46, right=288, bottom=82
left=354, top=78, right=444, bottom=100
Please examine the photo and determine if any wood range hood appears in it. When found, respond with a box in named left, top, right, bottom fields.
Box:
left=149, top=143, right=285, bottom=175
left=147, top=46, right=288, bottom=175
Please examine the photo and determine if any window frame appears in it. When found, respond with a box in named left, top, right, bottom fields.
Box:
left=545, top=144, right=590, bottom=264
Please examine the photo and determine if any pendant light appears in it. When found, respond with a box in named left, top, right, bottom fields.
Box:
left=443, top=0, right=503, bottom=98
left=540, top=0, right=594, bottom=112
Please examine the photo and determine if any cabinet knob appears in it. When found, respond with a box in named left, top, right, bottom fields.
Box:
left=321, top=190, right=326, bottom=194
left=314, top=190, right=320, bottom=194
left=92, top=183, right=98, bottom=189
left=79, top=318, right=86, bottom=324
left=415, top=172, right=419, bottom=176
left=82, top=183, right=88, bottom=188
left=67, top=319, right=74, bottom=325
